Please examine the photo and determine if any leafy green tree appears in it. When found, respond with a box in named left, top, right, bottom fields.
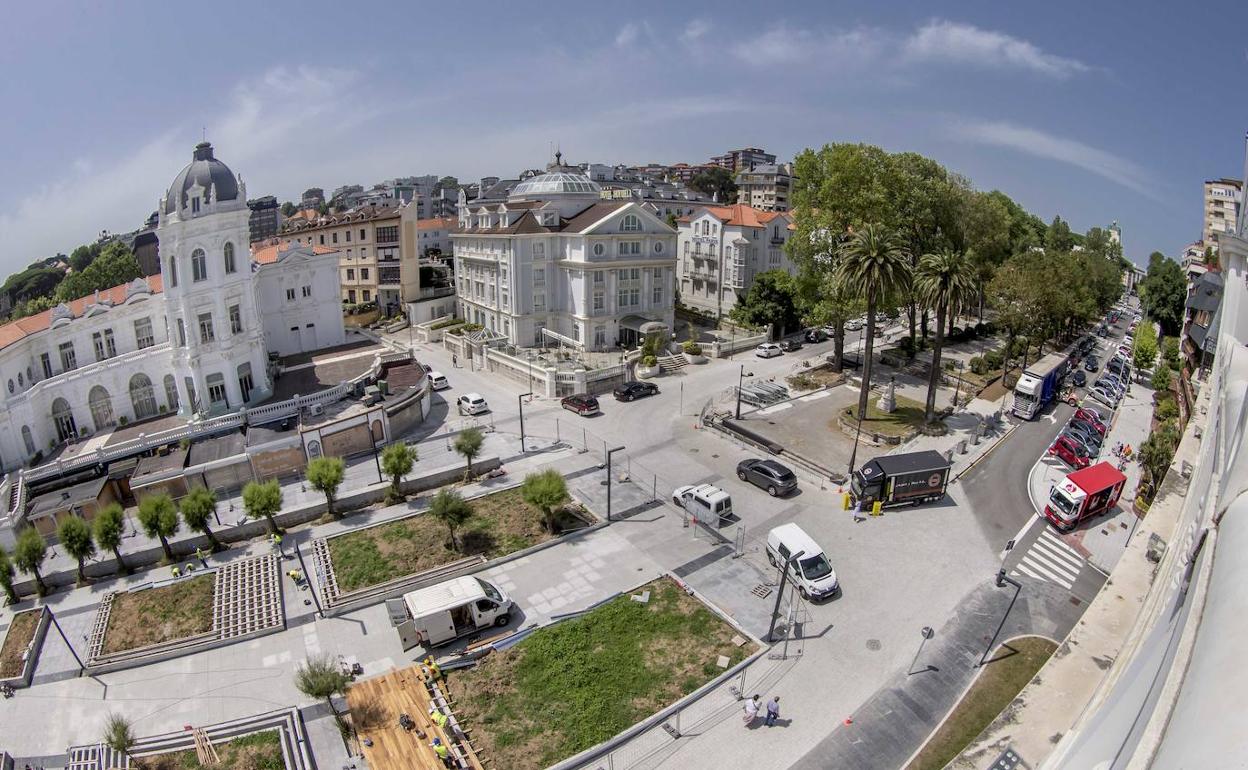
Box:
left=987, top=260, right=1038, bottom=376
left=521, top=469, right=571, bottom=533
left=1140, top=424, right=1179, bottom=496
left=429, top=488, right=474, bottom=550
left=453, top=427, right=485, bottom=481
left=836, top=224, right=912, bottom=420
left=137, top=493, right=180, bottom=562
left=959, top=190, right=1012, bottom=322
left=1133, top=331, right=1158, bottom=372
left=295, top=653, right=352, bottom=715
left=2, top=266, right=63, bottom=306
left=1162, top=336, right=1181, bottom=370
left=914, top=250, right=976, bottom=422
left=69, top=242, right=103, bottom=272
left=1151, top=362, right=1172, bottom=393
left=730, top=270, right=801, bottom=337
left=381, top=443, right=416, bottom=501
left=57, top=516, right=96, bottom=584
left=243, top=479, right=284, bottom=535
left=437, top=175, right=460, bottom=191
left=306, top=456, right=346, bottom=518
left=280, top=201, right=297, bottom=217
left=0, top=546, right=19, bottom=605
left=14, top=528, right=48, bottom=596
left=103, top=712, right=137, bottom=765
left=793, top=266, right=862, bottom=371
left=179, top=487, right=224, bottom=551
left=1140, top=254, right=1186, bottom=335
left=1044, top=216, right=1076, bottom=252
left=93, top=503, right=130, bottom=575
left=55, top=241, right=141, bottom=302
left=688, top=166, right=737, bottom=203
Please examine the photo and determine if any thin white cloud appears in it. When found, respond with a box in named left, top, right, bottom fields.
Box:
left=681, top=18, right=711, bottom=44
left=731, top=23, right=883, bottom=66
left=903, top=20, right=1089, bottom=78
left=953, top=120, right=1158, bottom=199
left=615, top=23, right=640, bottom=48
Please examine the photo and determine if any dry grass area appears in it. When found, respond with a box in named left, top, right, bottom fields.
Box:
left=0, top=608, right=42, bottom=678
left=101, top=574, right=215, bottom=655
left=329, top=487, right=585, bottom=593
left=787, top=364, right=848, bottom=391
left=839, top=393, right=931, bottom=437
left=143, top=729, right=285, bottom=770
left=449, top=577, right=757, bottom=770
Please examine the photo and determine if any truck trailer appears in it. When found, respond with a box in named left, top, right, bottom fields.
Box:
left=1044, top=462, right=1127, bottom=531
left=851, top=450, right=952, bottom=508
left=1013, top=352, right=1070, bottom=420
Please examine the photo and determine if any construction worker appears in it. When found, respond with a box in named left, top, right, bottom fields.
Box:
left=424, top=655, right=442, bottom=682
left=171, top=565, right=181, bottom=578
left=431, top=737, right=453, bottom=768
left=429, top=706, right=449, bottom=730
left=272, top=532, right=284, bottom=557
left=196, top=547, right=209, bottom=567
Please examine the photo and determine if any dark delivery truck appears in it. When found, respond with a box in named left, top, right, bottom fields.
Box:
left=851, top=450, right=952, bottom=508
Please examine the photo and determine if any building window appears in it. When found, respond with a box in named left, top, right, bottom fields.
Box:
left=361, top=268, right=369, bottom=280
left=21, top=426, right=35, bottom=456
left=653, top=284, right=663, bottom=304
left=40, top=353, right=52, bottom=379
left=319, top=234, right=325, bottom=245
left=571, top=324, right=581, bottom=343
left=191, top=197, right=200, bottom=214
left=332, top=232, right=338, bottom=244
left=88, top=385, right=113, bottom=430
left=617, top=241, right=641, bottom=255
left=534, top=293, right=546, bottom=312
left=163, top=373, right=179, bottom=411
left=206, top=373, right=228, bottom=406
left=286, top=288, right=296, bottom=301
left=192, top=249, right=207, bottom=282
left=376, top=225, right=398, bottom=244
left=534, top=242, right=546, bottom=259
left=593, top=243, right=604, bottom=256
left=593, top=271, right=604, bottom=284
left=177, top=318, right=186, bottom=347
left=52, top=397, right=76, bottom=441
left=620, top=214, right=641, bottom=232
left=224, top=242, right=236, bottom=274
left=129, top=373, right=157, bottom=420
left=363, top=289, right=371, bottom=302
left=302, top=285, right=312, bottom=298
left=58, top=341, right=77, bottom=372
left=92, top=329, right=116, bottom=361
left=237, top=362, right=254, bottom=403
left=593, top=291, right=604, bottom=311
left=346, top=268, right=355, bottom=280
left=594, top=325, right=607, bottom=348
left=346, top=230, right=352, bottom=242
left=654, top=242, right=664, bottom=253
left=170, top=257, right=178, bottom=287
left=533, top=268, right=545, bottom=286
left=184, top=376, right=197, bottom=412
left=198, top=312, right=215, bottom=344
left=229, top=304, right=242, bottom=335
left=360, top=228, right=366, bottom=241
left=134, top=317, right=154, bottom=349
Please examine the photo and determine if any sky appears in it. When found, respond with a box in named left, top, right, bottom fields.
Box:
left=1, top=0, right=1246, bottom=273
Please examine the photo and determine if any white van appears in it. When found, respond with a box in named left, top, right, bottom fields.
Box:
left=765, top=523, right=839, bottom=600
left=672, top=484, right=733, bottom=524
left=388, top=576, right=514, bottom=649
left=429, top=372, right=450, bottom=391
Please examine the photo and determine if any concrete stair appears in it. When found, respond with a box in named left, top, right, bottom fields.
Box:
left=658, top=354, right=687, bottom=374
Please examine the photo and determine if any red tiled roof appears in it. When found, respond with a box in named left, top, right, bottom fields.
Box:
left=0, top=274, right=164, bottom=352
left=677, top=204, right=790, bottom=228
left=251, top=241, right=338, bottom=265
left=416, top=217, right=457, bottom=231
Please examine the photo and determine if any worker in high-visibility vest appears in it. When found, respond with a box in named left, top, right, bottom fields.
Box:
left=430, top=706, right=449, bottom=729
left=431, top=737, right=453, bottom=768
left=424, top=655, right=442, bottom=681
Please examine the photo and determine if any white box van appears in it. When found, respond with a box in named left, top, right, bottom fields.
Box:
left=388, top=576, right=514, bottom=649
left=765, top=523, right=839, bottom=600
left=672, top=484, right=733, bottom=525
left=429, top=372, right=450, bottom=391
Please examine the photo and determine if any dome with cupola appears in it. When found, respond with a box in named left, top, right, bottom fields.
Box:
left=163, top=141, right=240, bottom=214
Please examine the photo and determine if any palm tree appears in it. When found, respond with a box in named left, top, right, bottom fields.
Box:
left=914, top=249, right=976, bottom=422
left=836, top=224, right=912, bottom=420
left=521, top=469, right=570, bottom=534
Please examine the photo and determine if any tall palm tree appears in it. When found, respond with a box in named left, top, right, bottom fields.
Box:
left=837, top=225, right=912, bottom=420
left=915, top=249, right=976, bottom=422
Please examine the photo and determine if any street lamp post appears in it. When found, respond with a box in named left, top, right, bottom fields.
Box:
left=735, top=365, right=754, bottom=420
left=606, top=446, right=626, bottom=522
left=767, top=550, right=805, bottom=642
left=979, top=570, right=1022, bottom=667
left=908, top=626, right=935, bottom=675
left=518, top=392, right=532, bottom=451
left=952, top=359, right=964, bottom=409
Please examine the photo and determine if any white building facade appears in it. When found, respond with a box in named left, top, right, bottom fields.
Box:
left=255, top=244, right=347, bottom=357
left=1204, top=177, right=1242, bottom=249
left=452, top=168, right=677, bottom=350
left=676, top=204, right=795, bottom=317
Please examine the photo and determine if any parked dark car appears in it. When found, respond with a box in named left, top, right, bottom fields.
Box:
left=1063, top=424, right=1102, bottom=452
left=560, top=393, right=600, bottom=416
left=1083, top=356, right=1100, bottom=372
left=1071, top=370, right=1087, bottom=387
left=1074, top=406, right=1107, bottom=428
left=1069, top=416, right=1107, bottom=437
left=736, top=458, right=799, bottom=497
left=779, top=339, right=803, bottom=352
left=613, top=381, right=659, bottom=401
left=805, top=328, right=827, bottom=343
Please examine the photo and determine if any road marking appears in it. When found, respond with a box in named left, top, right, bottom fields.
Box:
left=1011, top=524, right=1084, bottom=590
left=1037, top=529, right=1083, bottom=558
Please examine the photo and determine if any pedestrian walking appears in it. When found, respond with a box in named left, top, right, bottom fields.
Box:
left=196, top=547, right=209, bottom=568
left=742, top=694, right=761, bottom=726
left=452, top=353, right=458, bottom=368
left=765, top=696, right=781, bottom=726
left=171, top=565, right=181, bottom=578
left=851, top=498, right=864, bottom=523
left=271, top=532, right=285, bottom=557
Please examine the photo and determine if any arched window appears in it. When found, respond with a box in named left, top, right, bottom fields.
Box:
left=129, top=373, right=157, bottom=420
left=307, top=440, right=322, bottom=459
left=192, top=248, right=207, bottom=282
left=224, top=242, right=236, bottom=274
left=164, top=374, right=179, bottom=411
left=620, top=214, right=641, bottom=232
left=89, top=385, right=114, bottom=430
left=52, top=397, right=76, bottom=441
left=21, top=426, right=34, bottom=456
left=237, top=362, right=254, bottom=403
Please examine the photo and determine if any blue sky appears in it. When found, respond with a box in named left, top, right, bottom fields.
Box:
left=1, top=0, right=1245, bottom=271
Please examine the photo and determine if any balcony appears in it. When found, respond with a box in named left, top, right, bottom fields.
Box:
left=378, top=266, right=402, bottom=287
left=418, top=285, right=456, bottom=300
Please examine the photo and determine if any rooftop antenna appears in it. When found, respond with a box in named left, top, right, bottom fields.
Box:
left=202, top=126, right=207, bottom=143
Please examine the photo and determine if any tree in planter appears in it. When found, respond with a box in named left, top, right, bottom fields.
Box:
left=0, top=546, right=18, bottom=605
left=1139, top=427, right=1179, bottom=496
left=179, top=487, right=224, bottom=552
left=1151, top=362, right=1172, bottom=394
left=103, top=712, right=138, bottom=767
left=14, top=528, right=48, bottom=596
left=295, top=653, right=352, bottom=716
left=381, top=443, right=416, bottom=502
left=429, top=488, right=474, bottom=551
left=93, top=503, right=131, bottom=576
left=453, top=427, right=485, bottom=482
left=914, top=249, right=976, bottom=423
left=306, top=456, right=346, bottom=518
left=243, top=479, right=284, bottom=535
left=521, top=468, right=571, bottom=534
left=57, top=516, right=96, bottom=585
left=137, top=493, right=180, bottom=562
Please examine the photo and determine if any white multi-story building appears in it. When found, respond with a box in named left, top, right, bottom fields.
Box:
left=1204, top=177, right=1242, bottom=249
left=735, top=163, right=793, bottom=212
left=676, top=204, right=795, bottom=318
left=453, top=165, right=677, bottom=350
left=0, top=142, right=344, bottom=470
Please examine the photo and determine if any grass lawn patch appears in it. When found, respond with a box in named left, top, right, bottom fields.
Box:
left=329, top=487, right=585, bottom=593
left=907, top=636, right=1058, bottom=770
left=839, top=393, right=930, bottom=436
left=449, top=577, right=758, bottom=770
left=102, top=574, right=215, bottom=655
left=787, top=364, right=847, bottom=391
left=143, top=729, right=284, bottom=770
left=0, top=608, right=42, bottom=679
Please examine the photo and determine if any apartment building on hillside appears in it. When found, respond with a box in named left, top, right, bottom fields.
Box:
left=735, top=163, right=792, bottom=212
left=1204, top=177, right=1242, bottom=249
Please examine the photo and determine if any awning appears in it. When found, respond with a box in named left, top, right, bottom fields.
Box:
left=620, top=315, right=668, bottom=334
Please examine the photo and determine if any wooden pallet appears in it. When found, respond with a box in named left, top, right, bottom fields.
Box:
left=193, top=727, right=220, bottom=765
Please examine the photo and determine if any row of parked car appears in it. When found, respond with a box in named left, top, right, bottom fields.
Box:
left=1050, top=406, right=1111, bottom=469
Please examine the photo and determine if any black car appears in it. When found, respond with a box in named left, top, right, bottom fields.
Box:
left=804, top=328, right=827, bottom=343
left=778, top=339, right=803, bottom=352
left=560, top=393, right=600, bottom=415
left=613, top=381, right=659, bottom=401
left=1083, top=356, right=1100, bottom=372
left=736, top=458, right=799, bottom=497
left=1071, top=370, right=1087, bottom=387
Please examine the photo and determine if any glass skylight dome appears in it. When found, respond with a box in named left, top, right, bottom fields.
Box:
left=510, top=171, right=602, bottom=200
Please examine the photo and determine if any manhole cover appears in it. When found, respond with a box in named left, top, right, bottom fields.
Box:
left=866, top=639, right=882, bottom=651
left=750, top=585, right=773, bottom=599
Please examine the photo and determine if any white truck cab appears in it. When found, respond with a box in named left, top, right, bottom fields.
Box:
left=671, top=484, right=733, bottom=525
left=389, top=576, right=514, bottom=649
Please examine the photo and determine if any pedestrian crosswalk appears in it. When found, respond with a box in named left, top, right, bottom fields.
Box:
left=1011, top=528, right=1084, bottom=589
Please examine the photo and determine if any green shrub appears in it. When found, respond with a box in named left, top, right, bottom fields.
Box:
left=943, top=360, right=957, bottom=371
left=984, top=350, right=1005, bottom=370
left=682, top=341, right=703, bottom=356
left=1156, top=396, right=1180, bottom=422
left=430, top=317, right=465, bottom=331
left=969, top=356, right=988, bottom=376
left=642, top=355, right=658, bottom=367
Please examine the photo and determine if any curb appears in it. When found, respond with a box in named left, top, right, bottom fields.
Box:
left=953, top=421, right=1020, bottom=482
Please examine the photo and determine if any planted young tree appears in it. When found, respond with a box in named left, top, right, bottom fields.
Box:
left=179, top=487, right=224, bottom=551
left=521, top=468, right=570, bottom=534
left=57, top=515, right=96, bottom=585
left=14, top=528, right=48, bottom=597
left=93, top=503, right=131, bottom=575
left=454, top=427, right=485, bottom=482
left=103, top=712, right=137, bottom=766
left=381, top=442, right=416, bottom=502
left=914, top=249, right=976, bottom=422
left=137, top=493, right=180, bottom=562
left=0, top=546, right=19, bottom=605
left=243, top=479, right=284, bottom=535
left=306, top=456, right=346, bottom=518
left=294, top=653, right=351, bottom=715
left=429, top=488, right=474, bottom=551
left=1151, top=362, right=1172, bottom=394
